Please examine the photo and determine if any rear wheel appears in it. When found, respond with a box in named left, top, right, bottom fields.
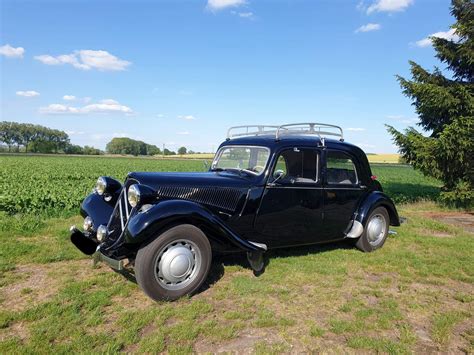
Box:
left=135, top=224, right=212, bottom=301
left=355, top=207, right=389, bottom=252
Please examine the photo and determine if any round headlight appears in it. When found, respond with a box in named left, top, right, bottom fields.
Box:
left=128, top=184, right=141, bottom=208
left=96, top=176, right=107, bottom=195
left=96, top=225, right=108, bottom=242
left=83, top=216, right=93, bottom=232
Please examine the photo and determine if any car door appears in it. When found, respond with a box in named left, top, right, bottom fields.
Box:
left=321, top=149, right=366, bottom=240
left=254, top=147, right=324, bottom=247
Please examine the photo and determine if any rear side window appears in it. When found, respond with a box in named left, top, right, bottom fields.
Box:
left=326, top=151, right=358, bottom=184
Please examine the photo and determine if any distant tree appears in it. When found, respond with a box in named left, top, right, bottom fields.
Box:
left=106, top=137, right=161, bottom=156
left=163, top=148, right=176, bottom=156
left=0, top=121, right=18, bottom=152
left=83, top=146, right=102, bottom=155
left=65, top=144, right=84, bottom=154
left=386, top=0, right=473, bottom=208
left=146, top=144, right=161, bottom=156
left=106, top=137, right=140, bottom=155
left=178, top=146, right=187, bottom=155
left=188, top=150, right=195, bottom=154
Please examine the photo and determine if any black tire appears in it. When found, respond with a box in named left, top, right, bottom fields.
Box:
left=135, top=224, right=212, bottom=301
left=355, top=206, right=389, bottom=252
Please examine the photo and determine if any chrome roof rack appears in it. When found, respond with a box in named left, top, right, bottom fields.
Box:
left=226, top=122, right=344, bottom=143
left=227, top=125, right=280, bottom=140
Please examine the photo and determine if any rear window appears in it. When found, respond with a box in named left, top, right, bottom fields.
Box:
left=326, top=151, right=358, bottom=184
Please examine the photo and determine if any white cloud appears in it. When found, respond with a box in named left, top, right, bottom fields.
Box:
left=0, top=44, right=24, bottom=58
left=207, top=0, right=246, bottom=11
left=39, top=104, right=81, bottom=114
left=39, top=99, right=133, bottom=115
left=63, top=95, right=92, bottom=103
left=157, top=114, right=165, bottom=118
left=16, top=90, right=40, bottom=97
left=35, top=50, right=131, bottom=71
left=414, top=29, right=460, bottom=48
left=355, top=23, right=381, bottom=33
left=178, top=115, right=197, bottom=121
left=238, top=11, right=253, bottom=18
left=346, top=127, right=366, bottom=131
left=367, top=0, right=413, bottom=14
left=231, top=10, right=254, bottom=19
left=177, top=131, right=190, bottom=135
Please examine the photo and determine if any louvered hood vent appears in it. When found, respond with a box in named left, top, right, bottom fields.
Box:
left=156, top=186, right=244, bottom=212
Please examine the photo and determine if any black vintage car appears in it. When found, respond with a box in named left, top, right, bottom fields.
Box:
left=71, top=123, right=401, bottom=301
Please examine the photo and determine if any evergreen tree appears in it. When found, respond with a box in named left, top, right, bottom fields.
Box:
left=386, top=0, right=473, bottom=208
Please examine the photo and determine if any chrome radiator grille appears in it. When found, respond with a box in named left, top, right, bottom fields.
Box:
left=108, top=188, right=132, bottom=235
left=156, top=186, right=243, bottom=212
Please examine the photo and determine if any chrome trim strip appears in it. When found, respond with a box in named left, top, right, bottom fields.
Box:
left=118, top=195, right=125, bottom=231
left=123, top=189, right=129, bottom=219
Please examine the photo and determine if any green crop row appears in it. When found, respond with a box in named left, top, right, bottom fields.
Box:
left=0, top=155, right=441, bottom=216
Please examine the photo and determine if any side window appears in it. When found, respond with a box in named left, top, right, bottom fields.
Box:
left=326, top=151, right=358, bottom=185
left=272, top=148, right=319, bottom=183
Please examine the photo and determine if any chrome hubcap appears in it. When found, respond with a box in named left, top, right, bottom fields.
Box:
left=154, top=239, right=201, bottom=290
left=367, top=214, right=386, bottom=246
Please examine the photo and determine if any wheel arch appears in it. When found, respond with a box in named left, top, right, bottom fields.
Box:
left=355, top=191, right=400, bottom=227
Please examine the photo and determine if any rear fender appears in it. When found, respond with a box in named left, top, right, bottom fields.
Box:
left=355, top=191, right=400, bottom=227
left=124, top=199, right=263, bottom=252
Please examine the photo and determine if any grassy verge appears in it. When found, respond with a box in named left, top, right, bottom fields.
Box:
left=0, top=201, right=472, bottom=353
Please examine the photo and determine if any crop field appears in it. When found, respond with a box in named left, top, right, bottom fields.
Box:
left=0, top=155, right=472, bottom=353
left=0, top=155, right=438, bottom=217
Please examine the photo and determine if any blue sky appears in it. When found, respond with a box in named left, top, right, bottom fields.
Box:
left=0, top=0, right=457, bottom=153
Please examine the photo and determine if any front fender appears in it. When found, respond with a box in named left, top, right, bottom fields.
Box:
left=80, top=192, right=115, bottom=228
left=124, top=199, right=263, bottom=252
left=355, top=191, right=400, bottom=226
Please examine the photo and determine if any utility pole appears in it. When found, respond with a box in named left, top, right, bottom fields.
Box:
left=162, top=143, right=165, bottom=158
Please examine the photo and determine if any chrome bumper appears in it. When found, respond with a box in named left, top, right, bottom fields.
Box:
left=93, top=248, right=125, bottom=271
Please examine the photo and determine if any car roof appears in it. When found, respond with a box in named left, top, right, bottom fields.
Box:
left=220, top=134, right=361, bottom=152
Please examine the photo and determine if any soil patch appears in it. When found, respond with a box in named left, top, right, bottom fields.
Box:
left=423, top=212, right=474, bottom=234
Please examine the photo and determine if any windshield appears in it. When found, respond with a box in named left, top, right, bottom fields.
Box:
left=212, top=146, right=270, bottom=175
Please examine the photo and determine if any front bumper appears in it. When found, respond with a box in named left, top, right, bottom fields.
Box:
left=93, top=250, right=125, bottom=271
left=70, top=226, right=124, bottom=271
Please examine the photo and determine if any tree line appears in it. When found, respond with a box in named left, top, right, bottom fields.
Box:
left=0, top=121, right=101, bottom=155
left=0, top=121, right=194, bottom=157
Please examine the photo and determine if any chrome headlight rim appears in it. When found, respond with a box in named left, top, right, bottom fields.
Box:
left=128, top=184, right=141, bottom=208
left=83, top=216, right=93, bottom=232
left=96, top=225, right=108, bottom=242
left=96, top=176, right=107, bottom=195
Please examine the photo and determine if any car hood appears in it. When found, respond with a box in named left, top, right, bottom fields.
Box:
left=126, top=171, right=254, bottom=213
left=126, top=171, right=254, bottom=190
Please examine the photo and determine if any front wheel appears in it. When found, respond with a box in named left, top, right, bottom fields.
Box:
left=355, top=206, right=389, bottom=252
left=135, top=224, right=212, bottom=301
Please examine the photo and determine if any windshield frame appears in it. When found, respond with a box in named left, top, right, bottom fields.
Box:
left=211, top=145, right=271, bottom=176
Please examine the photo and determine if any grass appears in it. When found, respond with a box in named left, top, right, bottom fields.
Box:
left=0, top=202, right=472, bottom=352
left=0, top=156, right=471, bottom=352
